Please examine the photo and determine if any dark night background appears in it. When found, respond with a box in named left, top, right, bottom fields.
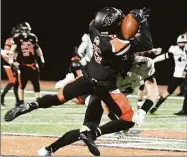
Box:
left=1, top=0, right=187, bottom=84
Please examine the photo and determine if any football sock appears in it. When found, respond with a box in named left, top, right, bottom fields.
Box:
left=46, top=129, right=80, bottom=153
left=91, top=120, right=134, bottom=139
left=141, top=99, right=154, bottom=113
left=155, top=96, right=166, bottom=109
left=35, top=94, right=62, bottom=108
left=1, top=83, right=14, bottom=102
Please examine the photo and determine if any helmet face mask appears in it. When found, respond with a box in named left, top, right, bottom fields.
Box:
left=19, top=22, right=31, bottom=34
left=177, top=34, right=187, bottom=48
left=93, top=7, right=124, bottom=35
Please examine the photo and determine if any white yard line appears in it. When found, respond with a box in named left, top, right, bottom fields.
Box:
left=1, top=89, right=184, bottom=100
left=2, top=132, right=186, bottom=142
left=2, top=121, right=186, bottom=125
left=97, top=143, right=187, bottom=152
left=2, top=132, right=186, bottom=152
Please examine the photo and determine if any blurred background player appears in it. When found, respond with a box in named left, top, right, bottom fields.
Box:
left=150, top=33, right=187, bottom=114
left=1, top=26, right=20, bottom=107
left=174, top=66, right=187, bottom=115
left=129, top=28, right=161, bottom=109
left=174, top=32, right=187, bottom=115
left=8, top=22, right=45, bottom=105
left=177, top=32, right=187, bottom=97
left=177, top=82, right=185, bottom=96
left=55, top=33, right=93, bottom=89
left=135, top=47, right=162, bottom=108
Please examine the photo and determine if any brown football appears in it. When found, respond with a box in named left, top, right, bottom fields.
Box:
left=121, top=14, right=139, bottom=39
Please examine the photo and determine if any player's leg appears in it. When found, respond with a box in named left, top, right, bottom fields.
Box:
left=80, top=93, right=134, bottom=155
left=13, top=78, right=20, bottom=106
left=177, top=82, right=185, bottom=96
left=71, top=94, right=89, bottom=105
left=80, top=95, right=103, bottom=156
left=18, top=70, right=28, bottom=105
left=150, top=77, right=184, bottom=113
left=137, top=84, right=145, bottom=109
left=174, top=73, right=187, bottom=115
left=30, top=68, right=41, bottom=100
left=140, top=76, right=159, bottom=114
left=93, top=84, right=123, bottom=118
left=4, top=76, right=94, bottom=122
left=1, top=66, right=15, bottom=106
left=38, top=129, right=80, bottom=156
left=39, top=95, right=103, bottom=156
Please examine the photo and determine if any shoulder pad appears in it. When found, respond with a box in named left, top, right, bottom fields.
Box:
left=168, top=45, right=177, bottom=53
left=29, top=33, right=38, bottom=42
left=82, top=34, right=90, bottom=42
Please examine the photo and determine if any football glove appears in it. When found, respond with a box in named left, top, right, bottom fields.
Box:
left=129, top=7, right=150, bottom=23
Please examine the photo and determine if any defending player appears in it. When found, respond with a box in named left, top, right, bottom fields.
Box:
left=1, top=26, right=20, bottom=107
left=150, top=34, right=187, bottom=113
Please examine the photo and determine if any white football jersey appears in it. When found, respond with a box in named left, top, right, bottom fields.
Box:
left=78, top=34, right=93, bottom=62
left=168, top=45, right=187, bottom=77
left=116, top=56, right=155, bottom=94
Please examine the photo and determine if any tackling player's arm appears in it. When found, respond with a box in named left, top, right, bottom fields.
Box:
left=153, top=46, right=174, bottom=63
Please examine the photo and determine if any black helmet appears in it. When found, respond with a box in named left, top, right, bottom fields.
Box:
left=11, top=25, right=20, bottom=36
left=19, top=22, right=31, bottom=32
left=93, top=7, right=124, bottom=34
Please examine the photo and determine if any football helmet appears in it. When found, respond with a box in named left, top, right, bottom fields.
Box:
left=93, top=7, right=124, bottom=34
left=19, top=22, right=32, bottom=33
left=177, top=34, right=187, bottom=48
left=11, top=25, right=20, bottom=36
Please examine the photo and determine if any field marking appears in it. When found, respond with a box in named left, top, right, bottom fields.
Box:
left=97, top=143, right=187, bottom=152
left=1, top=89, right=184, bottom=100
left=2, top=132, right=187, bottom=152
left=2, top=122, right=187, bottom=126
left=2, top=132, right=186, bottom=142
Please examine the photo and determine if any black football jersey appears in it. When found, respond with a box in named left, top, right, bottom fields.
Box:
left=84, top=25, right=131, bottom=90
left=13, top=33, right=39, bottom=64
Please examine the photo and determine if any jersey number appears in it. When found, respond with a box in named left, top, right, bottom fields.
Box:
left=93, top=44, right=102, bottom=64
left=21, top=41, right=34, bottom=56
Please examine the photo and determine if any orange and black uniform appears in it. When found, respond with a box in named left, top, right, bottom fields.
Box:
left=2, top=38, right=16, bottom=83
left=13, top=33, right=40, bottom=92
left=1, top=38, right=20, bottom=105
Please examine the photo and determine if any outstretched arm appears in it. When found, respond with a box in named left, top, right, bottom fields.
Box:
left=153, top=52, right=172, bottom=63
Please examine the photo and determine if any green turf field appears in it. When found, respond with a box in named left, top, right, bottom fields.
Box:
left=1, top=90, right=187, bottom=151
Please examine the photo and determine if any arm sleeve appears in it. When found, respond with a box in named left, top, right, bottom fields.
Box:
left=131, top=21, right=153, bottom=53
left=153, top=52, right=173, bottom=63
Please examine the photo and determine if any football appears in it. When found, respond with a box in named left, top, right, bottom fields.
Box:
left=121, top=14, right=139, bottom=39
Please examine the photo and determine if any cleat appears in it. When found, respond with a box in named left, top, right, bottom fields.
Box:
left=38, top=147, right=54, bottom=156
left=149, top=107, right=157, bottom=114
left=4, top=104, right=30, bottom=122
left=80, top=132, right=100, bottom=156
left=1, top=102, right=7, bottom=107
left=174, top=110, right=187, bottom=116
left=15, top=101, right=24, bottom=107
left=115, top=131, right=126, bottom=139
